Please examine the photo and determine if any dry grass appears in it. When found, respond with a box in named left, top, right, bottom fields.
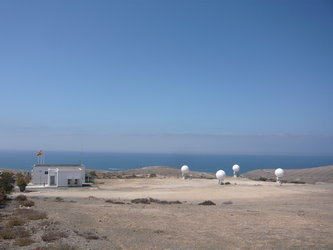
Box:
left=14, top=237, right=34, bottom=246
left=75, top=230, right=100, bottom=240
left=13, top=226, right=31, bottom=238
left=41, top=231, right=68, bottom=242
left=6, top=217, right=26, bottom=227
left=54, top=197, right=64, bottom=202
left=13, top=209, right=47, bottom=220
left=49, top=243, right=77, bottom=250
left=0, top=228, right=15, bottom=239
left=20, top=200, right=35, bottom=207
left=15, top=194, right=27, bottom=201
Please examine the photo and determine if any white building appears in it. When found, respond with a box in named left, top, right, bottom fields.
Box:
left=32, top=164, right=86, bottom=187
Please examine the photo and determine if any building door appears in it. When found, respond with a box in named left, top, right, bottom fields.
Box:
left=50, top=176, right=56, bottom=186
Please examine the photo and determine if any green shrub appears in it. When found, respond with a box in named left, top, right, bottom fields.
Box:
left=16, top=173, right=31, bottom=192
left=0, top=172, right=15, bottom=195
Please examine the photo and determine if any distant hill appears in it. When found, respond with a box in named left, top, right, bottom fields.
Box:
left=91, top=166, right=215, bottom=179
left=242, top=165, right=333, bottom=184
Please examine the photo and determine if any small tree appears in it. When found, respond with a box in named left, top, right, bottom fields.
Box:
left=0, top=172, right=15, bottom=196
left=86, top=170, right=97, bottom=183
left=15, top=173, right=31, bottom=192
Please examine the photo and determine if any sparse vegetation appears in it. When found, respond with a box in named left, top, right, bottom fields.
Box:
left=41, top=231, right=68, bottom=242
left=6, top=217, right=26, bottom=227
left=20, top=200, right=35, bottom=207
left=49, top=243, right=77, bottom=250
left=54, top=197, right=64, bottom=202
left=130, top=198, right=182, bottom=204
left=13, top=226, right=31, bottom=237
left=0, top=172, right=15, bottom=196
left=16, top=173, right=31, bottom=192
left=13, top=208, right=47, bottom=220
left=105, top=199, right=125, bottom=204
left=289, top=181, right=306, bottom=184
left=27, top=210, right=48, bottom=220
left=88, top=195, right=100, bottom=200
left=15, top=194, right=28, bottom=201
left=258, top=177, right=268, bottom=181
left=198, top=200, right=216, bottom=205
left=75, top=230, right=100, bottom=240
left=14, top=237, right=34, bottom=246
left=0, top=228, right=16, bottom=239
left=92, top=181, right=105, bottom=185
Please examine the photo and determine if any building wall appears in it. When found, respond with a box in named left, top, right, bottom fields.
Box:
left=32, top=166, right=49, bottom=185
left=57, top=170, right=83, bottom=187
left=32, top=165, right=86, bottom=186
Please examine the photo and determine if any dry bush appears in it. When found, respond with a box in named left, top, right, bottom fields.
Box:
left=198, top=200, right=216, bottom=205
left=49, top=243, right=77, bottom=250
left=15, top=194, right=27, bottom=201
left=105, top=199, right=125, bottom=204
left=41, top=231, right=68, bottom=242
left=54, top=197, right=64, bottom=202
left=6, top=217, right=26, bottom=227
left=14, top=237, right=34, bottom=246
left=27, top=210, right=47, bottom=220
left=75, top=230, right=99, bottom=240
left=13, top=209, right=47, bottom=220
left=13, top=226, right=31, bottom=238
left=131, top=197, right=182, bottom=205
left=88, top=196, right=99, bottom=200
left=20, top=200, right=35, bottom=207
left=0, top=228, right=15, bottom=239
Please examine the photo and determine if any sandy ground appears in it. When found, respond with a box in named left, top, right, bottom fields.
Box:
left=5, top=176, right=331, bottom=250
left=26, top=177, right=313, bottom=201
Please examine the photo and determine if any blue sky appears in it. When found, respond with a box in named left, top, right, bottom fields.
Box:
left=0, top=0, right=332, bottom=154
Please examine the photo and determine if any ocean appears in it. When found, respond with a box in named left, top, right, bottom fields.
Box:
left=0, top=150, right=333, bottom=176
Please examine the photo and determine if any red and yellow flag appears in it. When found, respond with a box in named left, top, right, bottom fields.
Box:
left=36, top=150, right=42, bottom=156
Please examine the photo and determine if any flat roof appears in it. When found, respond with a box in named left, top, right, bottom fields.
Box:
left=51, top=168, right=83, bottom=171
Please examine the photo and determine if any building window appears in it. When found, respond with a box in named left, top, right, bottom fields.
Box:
left=74, top=179, right=78, bottom=185
left=45, top=171, right=48, bottom=175
left=67, top=179, right=71, bottom=185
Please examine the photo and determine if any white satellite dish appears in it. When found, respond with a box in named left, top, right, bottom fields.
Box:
left=275, top=168, right=284, bottom=184
left=216, top=170, right=226, bottom=185
left=232, top=164, right=240, bottom=177
left=181, top=165, right=189, bottom=179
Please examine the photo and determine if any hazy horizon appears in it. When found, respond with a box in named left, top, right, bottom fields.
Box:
left=1, top=1, right=332, bottom=156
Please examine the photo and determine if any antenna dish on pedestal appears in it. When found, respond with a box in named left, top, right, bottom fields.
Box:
left=181, top=165, right=189, bottom=174
left=275, top=168, right=284, bottom=177
left=232, top=164, right=240, bottom=172
left=181, top=165, right=189, bottom=179
left=216, top=170, right=226, bottom=185
left=232, top=164, right=240, bottom=177
left=275, top=168, right=284, bottom=184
